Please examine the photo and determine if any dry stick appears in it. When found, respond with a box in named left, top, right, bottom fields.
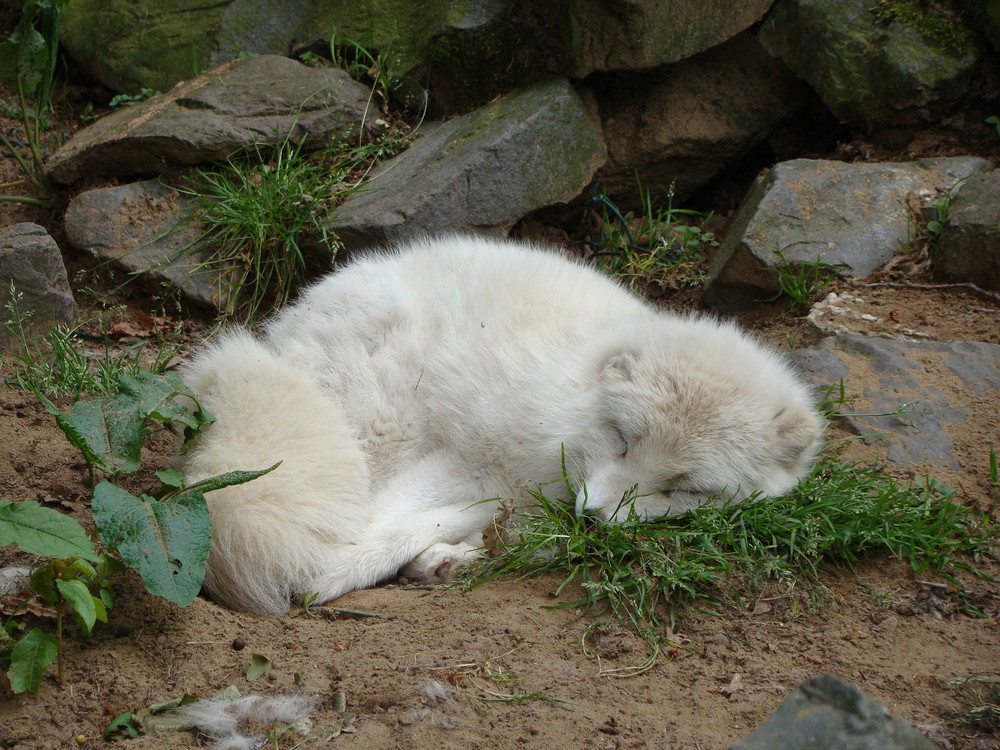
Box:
left=857, top=281, right=1000, bottom=305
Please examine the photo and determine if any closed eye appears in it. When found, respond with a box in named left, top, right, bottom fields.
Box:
left=613, top=425, right=628, bottom=457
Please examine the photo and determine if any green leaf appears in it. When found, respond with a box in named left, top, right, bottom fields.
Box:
left=0, top=500, right=98, bottom=561
left=34, top=389, right=144, bottom=475
left=6, top=628, right=57, bottom=693
left=56, top=578, right=98, bottom=634
left=181, top=463, right=280, bottom=497
left=118, top=370, right=213, bottom=433
left=155, top=469, right=187, bottom=491
left=91, top=482, right=211, bottom=607
left=242, top=652, right=271, bottom=680
left=104, top=711, right=140, bottom=739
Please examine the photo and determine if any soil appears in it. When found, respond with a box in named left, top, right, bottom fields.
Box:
left=1, top=84, right=999, bottom=750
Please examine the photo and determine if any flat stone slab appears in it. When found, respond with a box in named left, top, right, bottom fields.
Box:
left=731, top=673, right=938, bottom=750
left=63, top=180, right=230, bottom=312
left=46, top=55, right=377, bottom=185
left=324, top=77, right=606, bottom=250
left=791, top=334, right=999, bottom=473
left=0, top=223, right=77, bottom=351
left=704, top=156, right=993, bottom=311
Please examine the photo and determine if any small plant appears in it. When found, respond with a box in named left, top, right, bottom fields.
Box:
left=329, top=28, right=400, bottom=116
left=948, top=672, right=1000, bottom=731
left=763, top=250, right=840, bottom=307
left=0, top=0, right=67, bottom=204
left=1, top=286, right=177, bottom=398
left=0, top=500, right=119, bottom=692
left=176, top=129, right=409, bottom=321
left=987, top=116, right=1000, bottom=139
left=467, top=454, right=997, bottom=668
left=589, top=180, right=718, bottom=292
left=1, top=366, right=275, bottom=692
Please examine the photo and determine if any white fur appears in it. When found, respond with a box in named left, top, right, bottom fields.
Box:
left=182, top=236, right=822, bottom=614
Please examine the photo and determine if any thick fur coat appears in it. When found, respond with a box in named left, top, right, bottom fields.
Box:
left=182, top=237, right=822, bottom=614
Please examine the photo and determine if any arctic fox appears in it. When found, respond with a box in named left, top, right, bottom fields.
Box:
left=182, top=236, right=822, bottom=615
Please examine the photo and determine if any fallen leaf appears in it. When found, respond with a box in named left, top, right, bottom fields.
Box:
left=482, top=498, right=515, bottom=557
left=243, top=653, right=272, bottom=680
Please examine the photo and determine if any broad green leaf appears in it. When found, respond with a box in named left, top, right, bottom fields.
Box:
left=56, top=578, right=97, bottom=634
left=0, top=500, right=98, bottom=561
left=118, top=371, right=213, bottom=432
left=182, top=464, right=280, bottom=497
left=6, top=628, right=57, bottom=693
left=34, top=388, right=144, bottom=474
left=91, top=482, right=211, bottom=607
left=242, top=653, right=271, bottom=680
left=59, top=394, right=145, bottom=474
left=155, top=469, right=187, bottom=491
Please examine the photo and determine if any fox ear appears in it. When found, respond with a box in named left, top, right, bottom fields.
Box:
left=601, top=351, right=636, bottom=382
left=773, top=405, right=822, bottom=468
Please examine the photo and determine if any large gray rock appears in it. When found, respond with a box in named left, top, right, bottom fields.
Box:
left=324, top=78, right=606, bottom=250
left=0, top=224, right=77, bottom=351
left=790, top=334, right=1000, bottom=472
left=63, top=180, right=232, bottom=313
left=731, top=673, right=939, bottom=750
left=46, top=56, right=376, bottom=185
left=758, top=0, right=980, bottom=127
left=704, top=157, right=993, bottom=312
left=60, top=0, right=773, bottom=113
left=932, top=170, right=1000, bottom=290
left=595, top=33, right=808, bottom=204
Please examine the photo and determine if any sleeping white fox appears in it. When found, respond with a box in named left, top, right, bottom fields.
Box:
left=182, top=236, right=822, bottom=615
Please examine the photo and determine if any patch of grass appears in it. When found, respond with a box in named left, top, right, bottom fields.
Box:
left=0, top=287, right=177, bottom=397
left=467, top=455, right=997, bottom=660
left=948, top=672, right=1000, bottom=731
left=588, top=180, right=718, bottom=292
left=175, top=131, right=409, bottom=322
left=763, top=250, right=840, bottom=307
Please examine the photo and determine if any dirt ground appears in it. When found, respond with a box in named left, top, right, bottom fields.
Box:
left=2, top=69, right=999, bottom=750
left=0, top=271, right=998, bottom=750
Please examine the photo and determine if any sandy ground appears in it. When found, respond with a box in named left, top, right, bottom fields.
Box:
left=1, top=274, right=998, bottom=750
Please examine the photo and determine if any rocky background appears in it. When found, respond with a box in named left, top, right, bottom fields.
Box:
left=2, top=1, right=999, bottom=749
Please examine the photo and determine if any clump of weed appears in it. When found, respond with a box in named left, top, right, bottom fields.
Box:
left=0, top=286, right=177, bottom=397
left=948, top=672, right=1000, bottom=731
left=176, top=131, right=410, bottom=322
left=588, top=180, right=718, bottom=293
left=763, top=250, right=840, bottom=307
left=467, top=454, right=996, bottom=668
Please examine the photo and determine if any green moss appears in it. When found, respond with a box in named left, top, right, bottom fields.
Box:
left=871, top=0, right=974, bottom=55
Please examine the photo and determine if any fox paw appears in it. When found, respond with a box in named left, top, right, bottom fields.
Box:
left=401, top=543, right=482, bottom=583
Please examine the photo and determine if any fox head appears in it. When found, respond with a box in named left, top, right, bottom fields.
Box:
left=569, top=321, right=823, bottom=522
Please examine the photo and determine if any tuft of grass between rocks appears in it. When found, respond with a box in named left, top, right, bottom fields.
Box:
left=466, top=454, right=997, bottom=671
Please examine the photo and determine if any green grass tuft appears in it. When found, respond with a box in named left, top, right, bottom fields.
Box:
left=467, top=455, right=997, bottom=642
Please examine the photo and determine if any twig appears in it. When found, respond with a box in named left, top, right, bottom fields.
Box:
left=857, top=281, right=1000, bottom=305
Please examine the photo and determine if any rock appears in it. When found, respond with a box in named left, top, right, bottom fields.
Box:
left=516, top=0, right=775, bottom=76
left=61, top=0, right=232, bottom=94
left=960, top=0, right=1000, bottom=53
left=758, top=0, right=980, bottom=128
left=46, top=55, right=376, bottom=185
left=594, top=32, right=808, bottom=204
left=63, top=180, right=232, bottom=312
left=703, top=157, right=993, bottom=312
left=324, top=78, right=606, bottom=251
left=790, top=334, right=1000, bottom=471
left=932, top=170, right=1000, bottom=290
left=61, top=0, right=774, bottom=113
left=0, top=224, right=77, bottom=351
left=730, top=673, right=940, bottom=750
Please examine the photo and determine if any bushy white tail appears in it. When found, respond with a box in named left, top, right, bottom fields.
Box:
left=181, top=331, right=374, bottom=614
